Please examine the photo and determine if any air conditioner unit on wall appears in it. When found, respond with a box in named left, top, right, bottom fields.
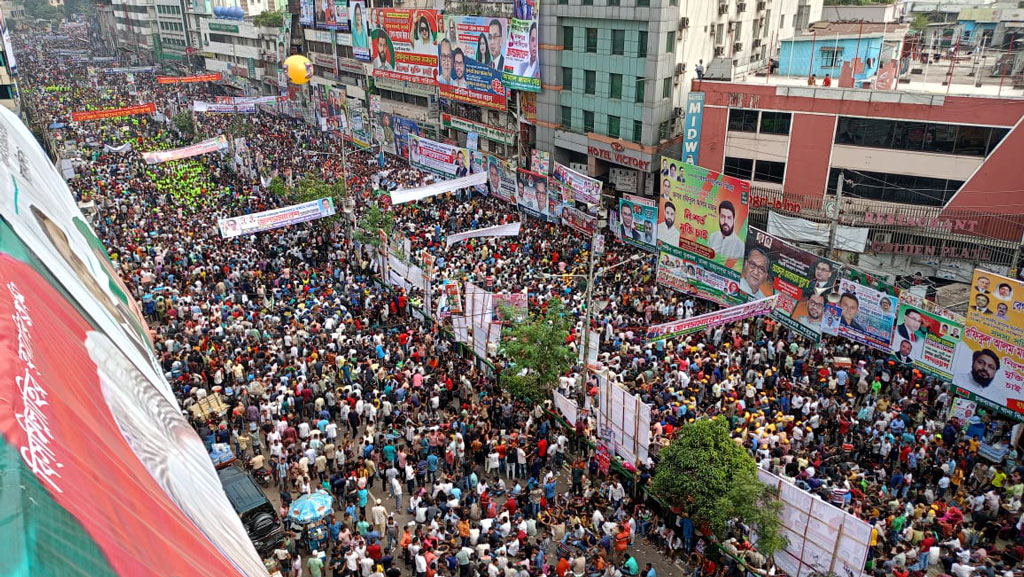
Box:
left=718, top=3, right=729, bottom=15
left=678, top=17, right=689, bottom=30
left=675, top=63, right=686, bottom=75
left=715, top=46, right=725, bottom=56
left=738, top=2, right=747, bottom=12
left=757, top=0, right=766, bottom=10
left=733, top=42, right=743, bottom=51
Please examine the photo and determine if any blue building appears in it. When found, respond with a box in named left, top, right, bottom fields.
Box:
left=777, top=22, right=906, bottom=83
left=957, top=7, right=999, bottom=47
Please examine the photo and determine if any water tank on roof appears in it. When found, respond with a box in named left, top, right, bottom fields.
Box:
left=213, top=6, right=224, bottom=17
left=231, top=7, right=245, bottom=19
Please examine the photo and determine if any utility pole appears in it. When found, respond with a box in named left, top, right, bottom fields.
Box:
left=578, top=234, right=598, bottom=408
left=827, top=170, right=844, bottom=258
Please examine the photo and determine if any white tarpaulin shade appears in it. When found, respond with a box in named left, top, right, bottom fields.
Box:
left=767, top=211, right=869, bottom=253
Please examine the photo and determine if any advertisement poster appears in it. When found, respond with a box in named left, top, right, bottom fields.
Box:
left=681, top=91, right=705, bottom=165
left=440, top=16, right=508, bottom=111
left=657, top=158, right=750, bottom=304
left=952, top=270, right=1024, bottom=415
left=531, top=149, right=549, bottom=174
left=218, top=198, right=336, bottom=238
left=617, top=194, right=657, bottom=252
left=744, top=228, right=843, bottom=340
left=551, top=162, right=601, bottom=205
left=503, top=0, right=540, bottom=92
left=890, top=303, right=963, bottom=380
left=561, top=205, right=597, bottom=236
left=487, top=155, right=517, bottom=204
left=300, top=0, right=314, bottom=25
left=350, top=1, right=370, bottom=61
left=314, top=0, right=348, bottom=30
left=369, top=9, right=442, bottom=85
left=516, top=168, right=553, bottom=221
left=647, top=296, right=777, bottom=342
left=821, top=278, right=899, bottom=354
left=378, top=113, right=421, bottom=158
left=408, top=134, right=470, bottom=178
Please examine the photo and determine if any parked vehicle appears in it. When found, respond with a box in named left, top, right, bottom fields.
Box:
left=217, top=465, right=285, bottom=556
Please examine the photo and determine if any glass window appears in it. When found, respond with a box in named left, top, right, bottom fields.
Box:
left=955, top=125, right=989, bottom=156
left=662, top=77, right=672, bottom=99
left=821, top=47, right=844, bottom=68
left=612, top=30, right=625, bottom=55
left=562, top=106, right=572, bottom=128
left=585, top=70, right=596, bottom=94
left=609, top=0, right=620, bottom=6
left=633, top=120, right=643, bottom=143
left=759, top=111, right=790, bottom=135
left=827, top=168, right=963, bottom=207
left=637, top=31, right=648, bottom=57
left=638, top=0, right=649, bottom=6
left=635, top=77, right=645, bottom=103
left=754, top=160, right=786, bottom=184
left=609, top=116, right=620, bottom=138
left=724, top=157, right=754, bottom=180
left=658, top=121, right=670, bottom=140
left=563, top=26, right=573, bottom=51
left=892, top=121, right=928, bottom=150
left=728, top=108, right=758, bottom=132
left=586, top=28, right=598, bottom=52
left=562, top=67, right=573, bottom=90
left=584, top=111, right=595, bottom=132
left=583, top=0, right=593, bottom=5
left=610, top=73, right=622, bottom=99
left=988, top=127, right=1009, bottom=154
left=665, top=31, right=675, bottom=52
left=923, top=124, right=957, bottom=153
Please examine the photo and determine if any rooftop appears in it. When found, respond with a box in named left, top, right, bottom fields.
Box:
left=791, top=21, right=910, bottom=39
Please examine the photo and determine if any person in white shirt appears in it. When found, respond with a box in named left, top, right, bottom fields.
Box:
left=707, top=200, right=744, bottom=265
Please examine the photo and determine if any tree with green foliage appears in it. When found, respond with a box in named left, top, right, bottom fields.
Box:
left=497, top=297, right=575, bottom=401
left=911, top=14, right=928, bottom=30
left=355, top=204, right=394, bottom=247
left=252, top=10, right=284, bottom=27
left=286, top=176, right=347, bottom=224
left=25, top=0, right=60, bottom=21
left=652, top=417, right=787, bottom=557
left=173, top=112, right=195, bottom=139
left=268, top=176, right=287, bottom=198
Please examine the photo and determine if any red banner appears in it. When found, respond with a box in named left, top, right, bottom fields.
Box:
left=156, top=73, right=222, bottom=84
left=71, top=103, right=156, bottom=122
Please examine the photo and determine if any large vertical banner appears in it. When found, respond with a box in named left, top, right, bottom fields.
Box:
left=656, top=158, right=750, bottom=305
left=369, top=9, right=442, bottom=85
left=681, top=92, right=704, bottom=165
left=821, top=278, right=898, bottom=354
left=516, top=168, right=553, bottom=221
left=408, top=134, right=470, bottom=178
left=487, top=155, right=517, bottom=204
left=551, top=162, right=601, bottom=205
left=440, top=17, right=508, bottom=111
left=744, top=228, right=842, bottom=340
left=503, top=0, right=540, bottom=91
left=952, top=270, right=1024, bottom=416
left=890, top=303, right=963, bottom=380
left=300, top=0, right=314, bottom=25
left=350, top=1, right=371, bottom=61
left=314, top=0, right=347, bottom=29
left=617, top=194, right=658, bottom=252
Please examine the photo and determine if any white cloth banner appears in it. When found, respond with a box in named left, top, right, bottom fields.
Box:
left=193, top=101, right=255, bottom=114
left=142, top=135, right=228, bottom=165
left=553, top=391, right=579, bottom=425
left=446, top=222, right=522, bottom=248
left=103, top=142, right=132, bottom=153
left=767, top=211, right=869, bottom=253
left=389, top=171, right=488, bottom=205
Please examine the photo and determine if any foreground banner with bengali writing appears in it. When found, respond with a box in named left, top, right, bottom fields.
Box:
left=218, top=198, right=336, bottom=238
left=368, top=9, right=442, bottom=85
left=389, top=171, right=487, bottom=205
left=890, top=302, right=963, bottom=381
left=821, top=278, right=898, bottom=354
left=156, top=73, right=222, bottom=84
left=71, top=103, right=156, bottom=122
left=408, top=134, right=470, bottom=178
left=647, top=295, right=777, bottom=342
left=617, top=194, right=658, bottom=252
left=440, top=16, right=508, bottom=111
left=142, top=135, right=228, bottom=165
left=551, top=162, right=600, bottom=205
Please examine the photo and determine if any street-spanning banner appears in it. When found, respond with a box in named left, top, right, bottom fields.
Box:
left=369, top=9, right=442, bottom=85
left=71, top=103, right=156, bottom=122
left=487, top=154, right=517, bottom=204
left=408, top=134, right=470, bottom=178
left=193, top=101, right=255, bottom=114
left=890, top=302, right=963, bottom=380
left=744, top=228, right=843, bottom=341
left=647, top=295, right=777, bottom=342
left=440, top=16, right=508, bottom=111
left=218, top=197, right=336, bottom=238
left=516, top=168, right=556, bottom=222
left=103, top=143, right=132, bottom=154
left=101, top=66, right=156, bottom=74
left=142, top=135, right=229, bottom=165
left=952, top=270, right=1024, bottom=415
left=822, top=278, right=898, bottom=354
left=551, top=162, right=600, bottom=205
left=156, top=73, right=222, bottom=84
left=446, top=221, right=522, bottom=248
left=214, top=95, right=285, bottom=105
left=503, top=2, right=540, bottom=91
left=617, top=194, right=657, bottom=252
left=561, top=205, right=597, bottom=236
left=389, top=171, right=487, bottom=205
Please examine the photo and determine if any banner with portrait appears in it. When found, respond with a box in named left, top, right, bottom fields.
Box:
left=369, top=9, right=441, bottom=85
left=617, top=194, right=657, bottom=252
left=218, top=198, right=336, bottom=238
left=551, top=162, right=600, bottom=205
left=503, top=0, right=540, bottom=91
left=300, top=0, right=314, bottom=25
left=561, top=205, right=597, bottom=236
left=952, top=270, right=1024, bottom=415
left=315, top=0, right=348, bottom=30
left=743, top=228, right=842, bottom=340
left=350, top=1, right=371, bottom=60
left=377, top=113, right=421, bottom=158
left=487, top=155, right=517, bottom=204
left=821, top=278, right=898, bottom=354
left=408, top=134, right=470, bottom=179
left=440, top=16, right=508, bottom=111
left=516, top=168, right=555, bottom=222
left=656, top=246, right=745, bottom=307
left=890, top=303, right=963, bottom=381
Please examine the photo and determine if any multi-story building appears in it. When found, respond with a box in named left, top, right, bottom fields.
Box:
left=199, top=13, right=284, bottom=94
left=112, top=0, right=158, bottom=63
left=154, top=0, right=190, bottom=62
left=0, top=0, right=25, bottom=25
left=0, top=3, right=16, bottom=112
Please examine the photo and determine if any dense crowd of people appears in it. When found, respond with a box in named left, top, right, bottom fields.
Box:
left=16, top=25, right=1024, bottom=577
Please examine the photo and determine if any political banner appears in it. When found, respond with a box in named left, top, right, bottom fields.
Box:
left=470, top=150, right=488, bottom=194
left=389, top=171, right=487, bottom=205
left=503, top=0, right=540, bottom=92
left=951, top=270, right=1024, bottom=415
left=531, top=149, right=549, bottom=174
left=192, top=101, right=255, bottom=114
left=142, top=135, right=229, bottom=165
left=657, top=158, right=750, bottom=303
left=407, top=134, right=469, bottom=178
left=218, top=198, right=336, bottom=238
left=156, top=73, right=222, bottom=84
left=493, top=291, right=529, bottom=322
left=440, top=16, right=508, bottom=111
left=551, top=162, right=601, bottom=205
left=314, top=0, right=348, bottom=30
left=890, top=303, right=963, bottom=380
left=369, top=9, right=442, bottom=85
left=300, top=0, right=314, bottom=25
left=71, top=103, right=156, bottom=122
left=350, top=1, right=371, bottom=60
left=213, top=95, right=285, bottom=105
left=617, top=194, right=657, bottom=252
left=744, top=228, right=843, bottom=340
left=101, top=66, right=156, bottom=74
left=647, top=295, right=778, bottom=342
left=821, top=278, right=899, bottom=354
left=376, top=113, right=421, bottom=158
left=561, top=205, right=597, bottom=236
left=516, top=168, right=556, bottom=222
left=656, top=246, right=746, bottom=307
left=446, top=221, right=521, bottom=248
left=487, top=154, right=517, bottom=204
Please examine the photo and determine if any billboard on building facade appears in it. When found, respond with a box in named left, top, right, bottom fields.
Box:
left=487, top=154, right=517, bottom=204
left=377, top=113, right=422, bottom=159
left=368, top=9, right=442, bottom=85
left=350, top=1, right=370, bottom=61
left=300, top=0, right=314, bottom=25
left=516, top=168, right=555, bottom=221
left=440, top=16, right=508, bottom=111
left=551, top=162, right=601, bottom=205
left=890, top=302, right=963, bottom=381
left=821, top=278, right=899, bottom=354
left=408, top=134, right=470, bottom=179
left=314, top=0, right=348, bottom=30
left=503, top=0, right=540, bottom=91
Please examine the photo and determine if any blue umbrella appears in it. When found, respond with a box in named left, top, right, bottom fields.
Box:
left=288, top=490, right=334, bottom=524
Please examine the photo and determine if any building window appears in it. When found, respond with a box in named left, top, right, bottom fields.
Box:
left=612, top=30, right=625, bottom=55
left=583, top=0, right=593, bottom=5
left=827, top=168, right=964, bottom=207
left=795, top=5, right=811, bottom=31
left=585, top=70, right=596, bottom=94
left=635, top=77, right=645, bottom=103
left=584, top=110, right=595, bottom=132
left=821, top=47, right=844, bottom=68
left=609, top=115, right=621, bottom=138
left=637, top=0, right=649, bottom=6
left=834, top=116, right=1009, bottom=157
left=658, top=120, right=670, bottom=140
left=562, top=67, right=573, bottom=90
left=637, top=31, right=648, bottom=57
left=610, top=73, right=622, bottom=99
left=665, top=31, right=675, bottom=52
left=609, top=0, right=620, bottom=6
left=586, top=28, right=598, bottom=52
left=728, top=108, right=759, bottom=132
left=716, top=23, right=724, bottom=45
left=562, top=106, right=572, bottom=128
left=563, top=26, right=573, bottom=50
left=759, top=111, right=791, bottom=135
left=559, top=0, right=568, bottom=5
left=662, top=77, right=672, bottom=99
left=754, top=160, right=786, bottom=184
left=633, top=120, right=643, bottom=143
left=724, top=156, right=754, bottom=180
